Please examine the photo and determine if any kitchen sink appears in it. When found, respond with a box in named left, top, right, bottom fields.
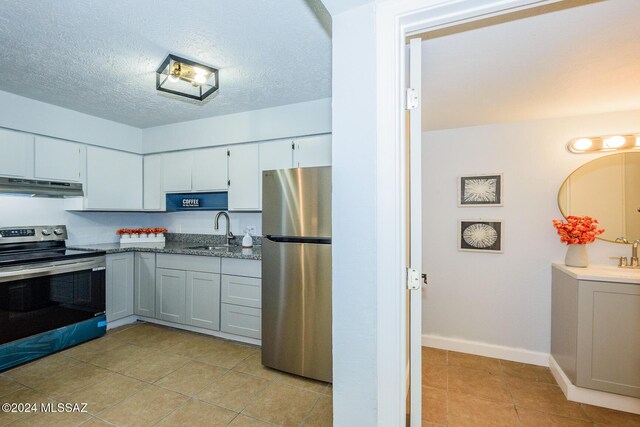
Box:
left=186, top=245, right=230, bottom=251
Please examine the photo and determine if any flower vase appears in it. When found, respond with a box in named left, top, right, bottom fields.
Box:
left=565, top=244, right=588, bottom=268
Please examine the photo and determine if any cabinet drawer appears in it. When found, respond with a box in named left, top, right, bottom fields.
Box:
left=221, top=258, right=261, bottom=278
left=221, top=304, right=261, bottom=339
left=157, top=254, right=220, bottom=273
left=222, top=275, right=261, bottom=308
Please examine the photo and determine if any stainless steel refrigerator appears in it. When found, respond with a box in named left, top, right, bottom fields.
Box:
left=261, top=166, right=332, bottom=383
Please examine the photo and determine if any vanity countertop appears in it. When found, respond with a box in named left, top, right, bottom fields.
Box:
left=552, top=263, right=640, bottom=284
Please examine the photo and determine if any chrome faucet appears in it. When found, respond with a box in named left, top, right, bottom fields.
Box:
left=215, top=211, right=234, bottom=246
left=632, top=240, right=640, bottom=267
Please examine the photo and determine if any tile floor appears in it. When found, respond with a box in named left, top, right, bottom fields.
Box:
left=421, top=346, right=640, bottom=426
left=0, top=322, right=332, bottom=427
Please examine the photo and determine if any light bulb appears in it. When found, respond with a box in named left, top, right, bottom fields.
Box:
left=572, top=138, right=592, bottom=151
left=192, top=66, right=208, bottom=76
left=603, top=135, right=625, bottom=149
left=635, top=136, right=640, bottom=147
left=194, top=74, right=206, bottom=84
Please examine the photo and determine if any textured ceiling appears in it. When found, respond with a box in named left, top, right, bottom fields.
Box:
left=421, top=0, right=640, bottom=130
left=0, top=0, right=331, bottom=128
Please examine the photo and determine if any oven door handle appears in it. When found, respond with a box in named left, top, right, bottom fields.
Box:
left=0, top=258, right=106, bottom=283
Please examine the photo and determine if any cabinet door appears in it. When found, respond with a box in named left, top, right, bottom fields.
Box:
left=221, top=304, right=261, bottom=339
left=162, top=151, right=193, bottom=192
left=144, top=154, right=163, bottom=210
left=294, top=134, right=331, bottom=168
left=134, top=252, right=156, bottom=317
left=228, top=144, right=260, bottom=211
left=34, top=136, right=82, bottom=182
left=0, top=129, right=33, bottom=178
left=106, top=253, right=134, bottom=322
left=192, top=147, right=227, bottom=191
left=86, top=147, right=143, bottom=209
left=186, top=271, right=220, bottom=330
left=156, top=268, right=187, bottom=324
left=259, top=140, right=293, bottom=210
left=577, top=280, right=640, bottom=397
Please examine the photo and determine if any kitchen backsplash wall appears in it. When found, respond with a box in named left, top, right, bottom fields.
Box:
left=0, top=196, right=262, bottom=245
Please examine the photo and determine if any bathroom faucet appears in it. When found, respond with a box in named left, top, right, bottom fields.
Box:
left=632, top=240, right=640, bottom=267
left=215, top=212, right=234, bottom=246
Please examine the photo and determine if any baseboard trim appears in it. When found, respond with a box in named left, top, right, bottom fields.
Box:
left=549, top=355, right=640, bottom=415
left=138, top=316, right=262, bottom=347
left=422, top=334, right=549, bottom=367
left=106, top=315, right=138, bottom=330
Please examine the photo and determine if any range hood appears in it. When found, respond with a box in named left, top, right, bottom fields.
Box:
left=0, top=177, right=84, bottom=198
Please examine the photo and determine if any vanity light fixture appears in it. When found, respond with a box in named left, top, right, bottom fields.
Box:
left=156, top=55, right=219, bottom=101
left=567, top=133, right=640, bottom=154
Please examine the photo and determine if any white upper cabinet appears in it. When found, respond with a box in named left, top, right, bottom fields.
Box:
left=228, top=144, right=260, bottom=211
left=34, top=136, right=82, bottom=182
left=192, top=146, right=228, bottom=191
left=260, top=139, right=294, bottom=172
left=86, top=146, right=143, bottom=210
left=0, top=128, right=33, bottom=178
left=144, top=154, right=163, bottom=210
left=294, top=134, right=332, bottom=168
left=162, top=151, right=193, bottom=192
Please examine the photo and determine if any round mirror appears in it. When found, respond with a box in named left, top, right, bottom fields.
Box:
left=558, top=152, right=640, bottom=243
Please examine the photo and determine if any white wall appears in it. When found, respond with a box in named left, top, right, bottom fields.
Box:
left=141, top=98, right=331, bottom=153
left=422, top=109, right=640, bottom=355
left=0, top=90, right=142, bottom=153
left=150, top=211, right=262, bottom=236
left=0, top=196, right=148, bottom=245
left=330, top=3, right=378, bottom=425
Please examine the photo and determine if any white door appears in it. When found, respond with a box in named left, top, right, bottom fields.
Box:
left=407, top=37, right=423, bottom=426
left=34, top=136, right=82, bottom=182
left=228, top=144, right=260, bottom=211
left=192, top=146, right=227, bottom=191
left=143, top=154, right=163, bottom=210
left=294, top=134, right=331, bottom=168
left=259, top=139, right=294, bottom=209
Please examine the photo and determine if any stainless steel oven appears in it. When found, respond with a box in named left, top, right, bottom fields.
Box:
left=0, top=225, right=107, bottom=371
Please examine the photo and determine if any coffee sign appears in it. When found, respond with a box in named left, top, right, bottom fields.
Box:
left=181, top=198, right=200, bottom=208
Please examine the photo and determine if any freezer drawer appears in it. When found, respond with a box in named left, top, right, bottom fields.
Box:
left=262, top=167, right=331, bottom=238
left=261, top=239, right=332, bottom=382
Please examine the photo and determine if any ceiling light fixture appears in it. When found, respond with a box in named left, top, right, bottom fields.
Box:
left=156, top=54, right=219, bottom=102
left=567, top=133, right=639, bottom=154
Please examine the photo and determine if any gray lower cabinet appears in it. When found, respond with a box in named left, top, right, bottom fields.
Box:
left=186, top=271, right=221, bottom=330
left=156, top=268, right=187, bottom=324
left=106, top=253, right=134, bottom=322
left=220, top=258, right=262, bottom=339
left=552, top=266, right=640, bottom=398
left=576, top=280, right=640, bottom=397
left=134, top=252, right=156, bottom=317
left=155, top=254, right=221, bottom=331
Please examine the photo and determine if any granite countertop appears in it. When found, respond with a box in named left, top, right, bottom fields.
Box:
left=69, top=233, right=261, bottom=260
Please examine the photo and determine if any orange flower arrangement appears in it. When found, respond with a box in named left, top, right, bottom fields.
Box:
left=116, top=227, right=168, bottom=236
left=552, top=216, right=604, bottom=245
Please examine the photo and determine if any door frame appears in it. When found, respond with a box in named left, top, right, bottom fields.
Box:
left=374, top=0, right=564, bottom=424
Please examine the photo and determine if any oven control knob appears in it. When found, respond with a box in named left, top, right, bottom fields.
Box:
left=41, top=229, right=52, bottom=236
left=53, top=228, right=64, bottom=236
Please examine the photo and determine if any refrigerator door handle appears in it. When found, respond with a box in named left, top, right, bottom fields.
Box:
left=265, top=235, right=331, bottom=244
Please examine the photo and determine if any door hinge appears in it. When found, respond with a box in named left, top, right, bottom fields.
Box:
left=227, top=150, right=230, bottom=157
left=292, top=141, right=295, bottom=150
left=407, top=267, right=422, bottom=290
left=227, top=180, right=230, bottom=187
left=405, top=87, right=419, bottom=110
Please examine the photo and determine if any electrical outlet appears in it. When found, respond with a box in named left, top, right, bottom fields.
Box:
left=247, top=226, right=257, bottom=235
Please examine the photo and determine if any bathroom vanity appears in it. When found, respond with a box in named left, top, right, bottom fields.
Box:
left=551, top=263, right=640, bottom=399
